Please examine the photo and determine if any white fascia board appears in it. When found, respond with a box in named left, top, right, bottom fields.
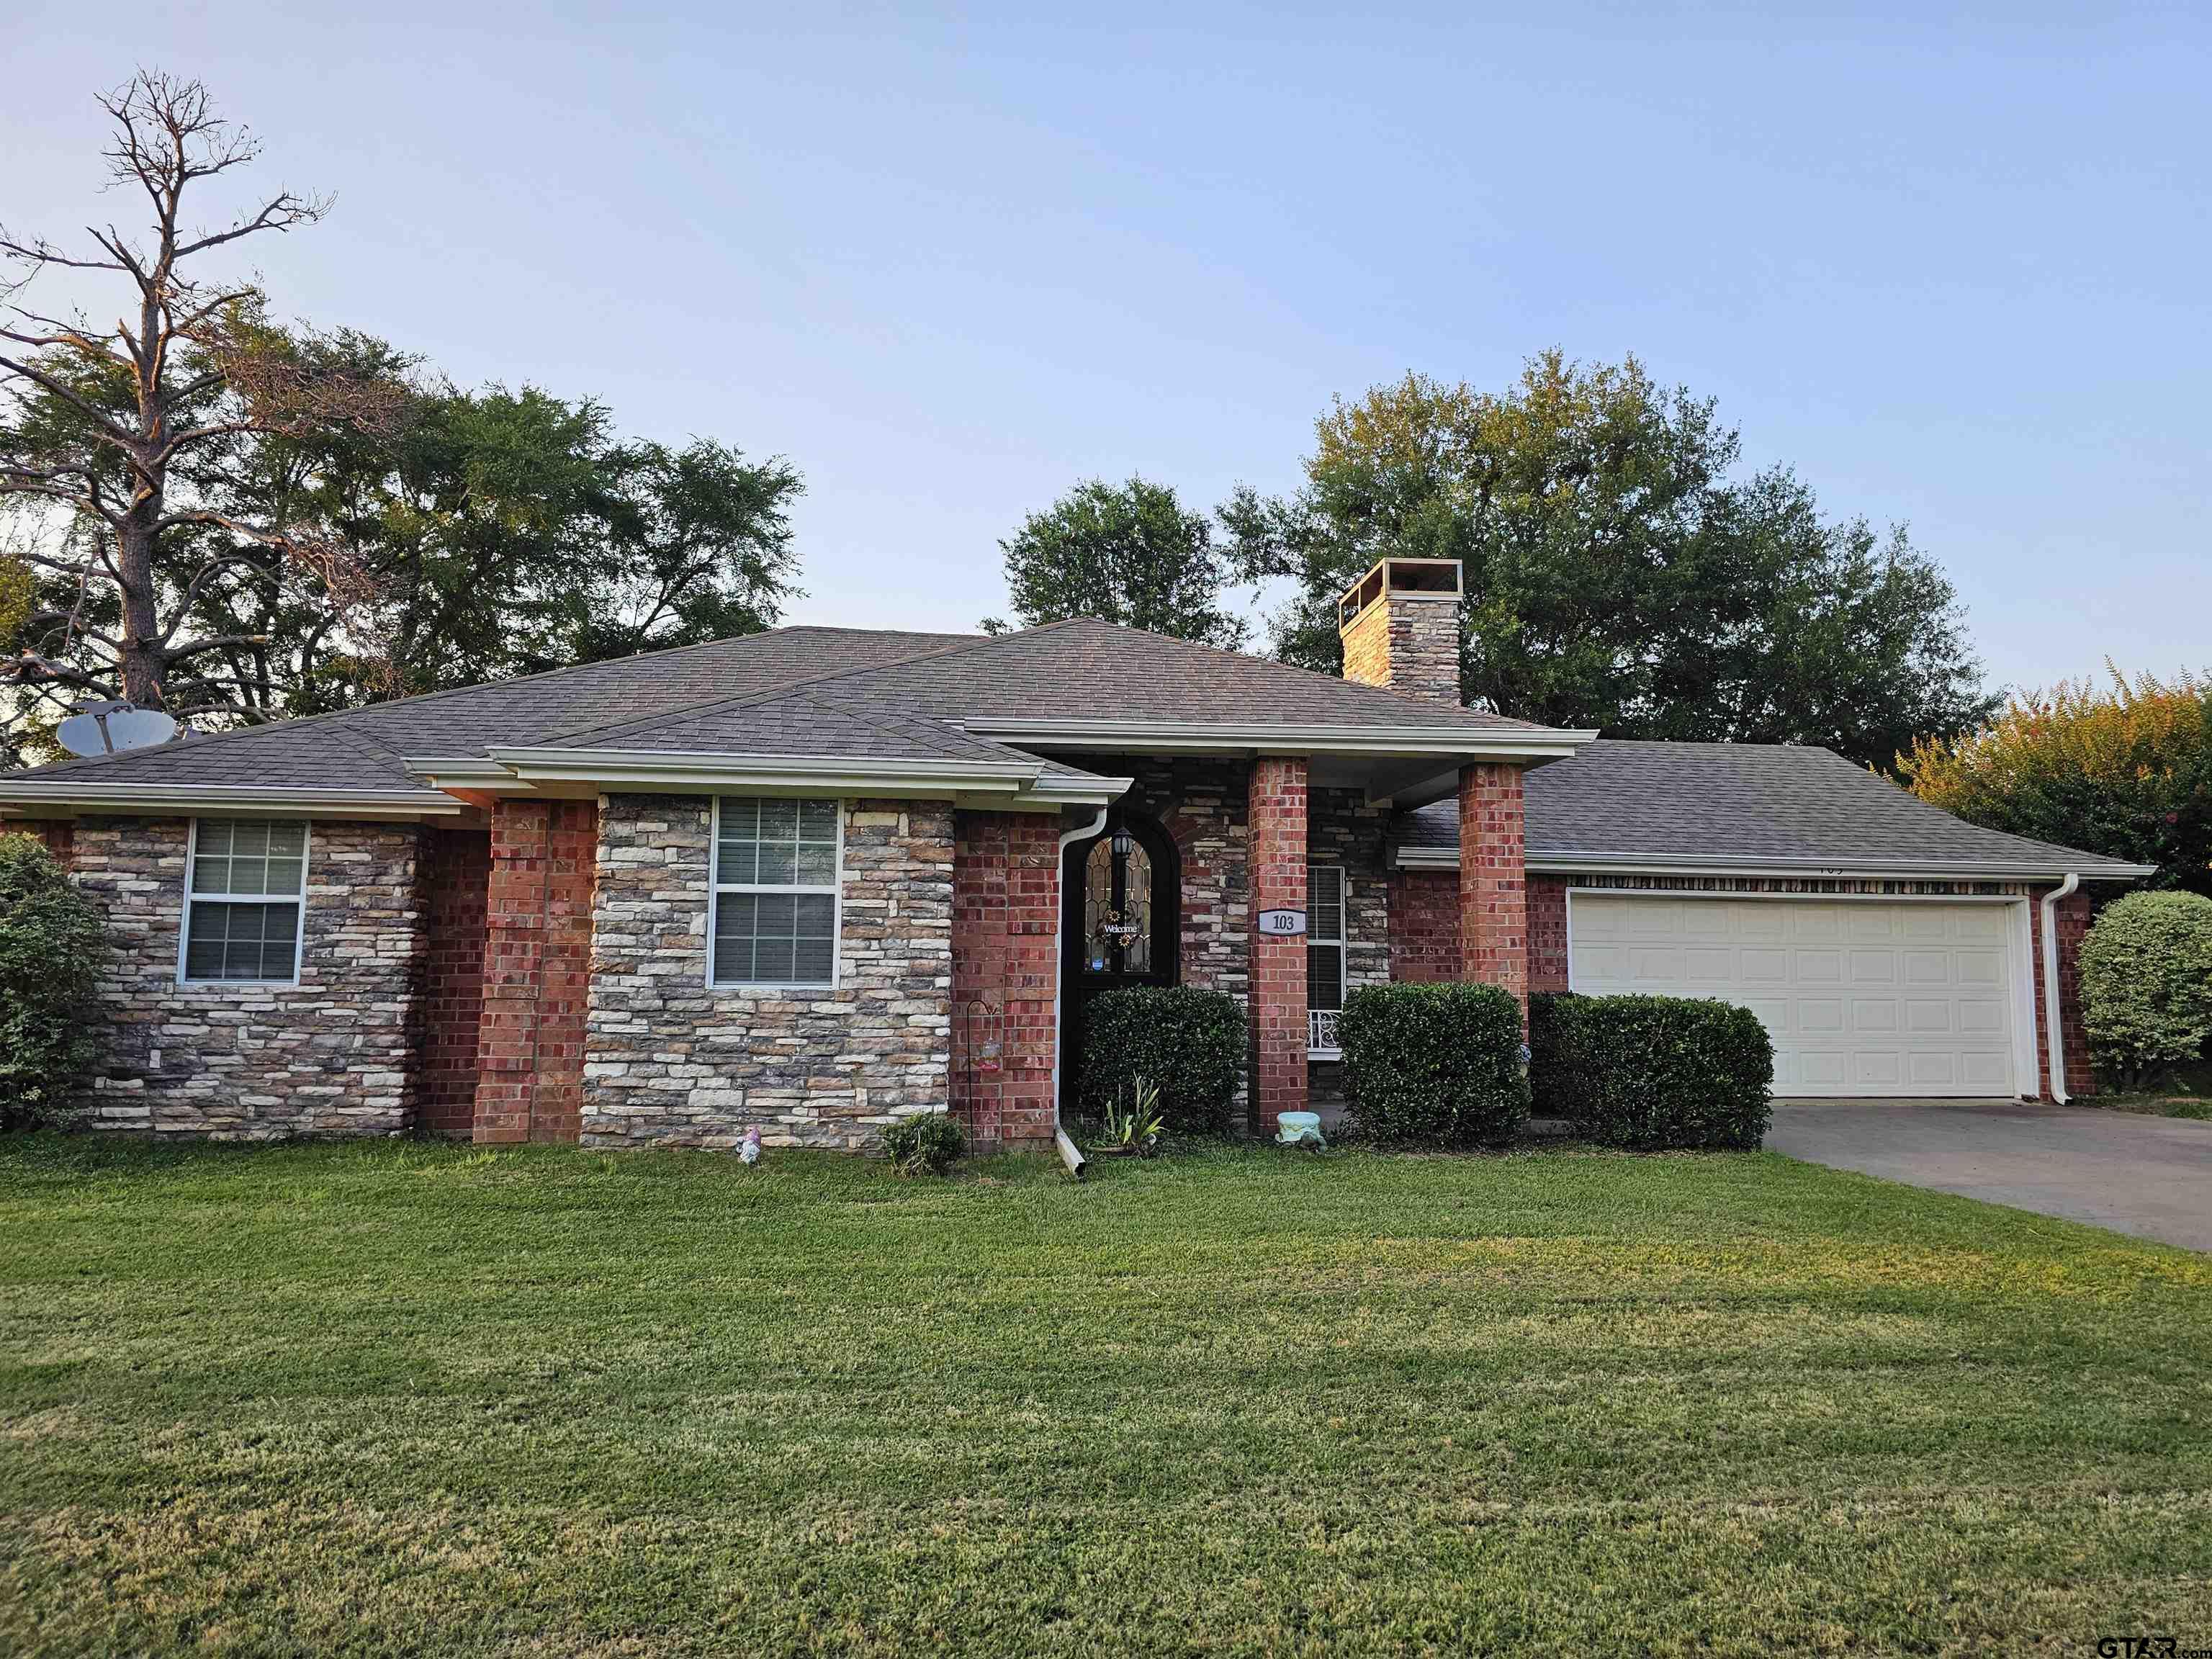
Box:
left=1395, top=846, right=2158, bottom=882
left=485, top=746, right=1046, bottom=796
left=0, top=783, right=470, bottom=819
left=959, top=718, right=1598, bottom=760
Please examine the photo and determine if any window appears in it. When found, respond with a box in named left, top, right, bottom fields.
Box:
left=1308, top=866, right=1346, bottom=1055
left=181, top=819, right=307, bottom=984
left=711, top=796, right=840, bottom=987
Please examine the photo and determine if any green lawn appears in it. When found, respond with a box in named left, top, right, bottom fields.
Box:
left=3, top=1138, right=2208, bottom=1657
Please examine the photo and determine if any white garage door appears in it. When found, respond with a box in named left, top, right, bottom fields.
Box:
left=1566, top=894, right=2025, bottom=1098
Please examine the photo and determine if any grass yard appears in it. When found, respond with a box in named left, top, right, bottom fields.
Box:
left=3, top=1137, right=2210, bottom=1657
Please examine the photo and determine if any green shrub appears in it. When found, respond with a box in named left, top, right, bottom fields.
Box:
left=881, top=1111, right=966, bottom=1177
left=1336, top=981, right=1529, bottom=1148
left=1530, top=992, right=1773, bottom=1150
left=1078, top=986, right=1245, bottom=1135
left=0, top=833, right=107, bottom=1131
left=2080, top=891, right=2212, bottom=1092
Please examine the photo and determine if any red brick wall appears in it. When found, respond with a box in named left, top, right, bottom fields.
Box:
left=13, top=820, right=76, bottom=865
left=1458, top=763, right=1527, bottom=1012
left=473, top=797, right=598, bottom=1145
left=950, top=811, right=1061, bottom=1149
left=1388, top=869, right=1462, bottom=982
left=2029, top=884, right=2096, bottom=1100
left=418, top=827, right=490, bottom=1139
left=1248, top=757, right=1309, bottom=1132
left=1529, top=876, right=1570, bottom=993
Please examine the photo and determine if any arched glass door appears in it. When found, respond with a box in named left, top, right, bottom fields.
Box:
left=1062, top=809, right=1179, bottom=1089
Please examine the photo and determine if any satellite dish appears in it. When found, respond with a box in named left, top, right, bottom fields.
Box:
left=56, top=701, right=180, bottom=758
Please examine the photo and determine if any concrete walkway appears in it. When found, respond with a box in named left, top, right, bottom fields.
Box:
left=1766, top=1099, right=2212, bottom=1252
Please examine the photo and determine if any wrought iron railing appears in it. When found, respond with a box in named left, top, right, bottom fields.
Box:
left=1308, top=1008, right=1341, bottom=1056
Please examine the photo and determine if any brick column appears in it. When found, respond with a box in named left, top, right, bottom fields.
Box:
left=950, top=811, right=1063, bottom=1150
left=1458, top=763, right=1527, bottom=1015
left=472, top=796, right=598, bottom=1145
left=1248, top=757, right=1308, bottom=1133
left=418, top=828, right=490, bottom=1139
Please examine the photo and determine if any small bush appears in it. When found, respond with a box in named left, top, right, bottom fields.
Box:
left=2080, top=891, right=2212, bottom=1092
left=0, top=833, right=107, bottom=1131
left=1079, top=986, right=1245, bottom=1136
left=881, top=1111, right=965, bottom=1177
left=1336, top=981, right=1529, bottom=1148
left=1531, top=992, right=1773, bottom=1150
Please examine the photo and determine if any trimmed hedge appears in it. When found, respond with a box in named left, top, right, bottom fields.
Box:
left=1078, top=985, right=1246, bottom=1136
left=1337, top=981, right=1529, bottom=1148
left=2080, top=890, right=2212, bottom=1092
left=0, top=832, right=107, bottom=1131
left=1530, top=992, right=1773, bottom=1150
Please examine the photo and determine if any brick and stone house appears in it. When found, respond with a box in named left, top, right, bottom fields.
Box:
left=0, top=558, right=2149, bottom=1151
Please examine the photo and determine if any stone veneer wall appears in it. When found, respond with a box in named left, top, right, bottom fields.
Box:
left=1339, top=593, right=1462, bottom=706
left=62, top=816, right=426, bottom=1137
left=583, top=793, right=953, bottom=1148
left=950, top=810, right=1061, bottom=1149
left=1307, top=787, right=1393, bottom=996
left=1521, top=871, right=2091, bottom=1099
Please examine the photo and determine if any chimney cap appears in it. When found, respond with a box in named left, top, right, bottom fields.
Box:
left=1338, top=557, right=1464, bottom=634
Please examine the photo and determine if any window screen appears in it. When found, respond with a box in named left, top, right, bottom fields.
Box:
left=712, top=797, right=840, bottom=986
left=183, top=820, right=307, bottom=982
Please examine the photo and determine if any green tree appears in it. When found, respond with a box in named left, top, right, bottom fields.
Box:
left=2, top=75, right=802, bottom=757
left=1901, top=669, right=2211, bottom=896
left=1220, top=354, right=1995, bottom=764
left=984, top=476, right=1248, bottom=649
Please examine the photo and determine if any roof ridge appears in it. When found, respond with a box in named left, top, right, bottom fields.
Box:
left=1039, top=616, right=1552, bottom=732
left=521, top=619, right=1086, bottom=751
left=15, top=624, right=905, bottom=779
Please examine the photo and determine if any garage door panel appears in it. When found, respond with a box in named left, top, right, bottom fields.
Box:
left=1569, top=894, right=2018, bottom=1099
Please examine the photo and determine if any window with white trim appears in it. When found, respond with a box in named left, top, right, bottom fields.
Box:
left=1307, top=864, right=1346, bottom=1012
left=710, top=796, right=841, bottom=987
left=181, top=819, right=307, bottom=984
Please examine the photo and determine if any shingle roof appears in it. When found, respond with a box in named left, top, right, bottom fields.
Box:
left=1402, top=739, right=2152, bottom=880
left=8, top=618, right=1560, bottom=796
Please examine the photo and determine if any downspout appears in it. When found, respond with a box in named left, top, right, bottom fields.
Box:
left=2039, top=872, right=2080, bottom=1104
left=1050, top=806, right=1107, bottom=1178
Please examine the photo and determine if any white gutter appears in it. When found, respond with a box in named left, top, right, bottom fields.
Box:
left=421, top=747, right=1130, bottom=808
left=2040, top=872, right=2081, bottom=1104
left=1050, top=804, right=1107, bottom=1179
left=0, top=783, right=472, bottom=819
left=961, top=717, right=1597, bottom=761
left=1399, top=847, right=2159, bottom=883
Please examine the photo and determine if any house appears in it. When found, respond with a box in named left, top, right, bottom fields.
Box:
left=0, top=558, right=2150, bottom=1148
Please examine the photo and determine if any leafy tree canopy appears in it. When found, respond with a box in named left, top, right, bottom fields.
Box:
left=983, top=475, right=1247, bottom=649
left=1220, top=352, right=1996, bottom=765
left=1901, top=668, right=2211, bottom=896
left=3, top=324, right=802, bottom=756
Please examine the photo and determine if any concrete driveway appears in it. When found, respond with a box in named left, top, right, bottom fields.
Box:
left=1765, top=1100, right=2212, bottom=1252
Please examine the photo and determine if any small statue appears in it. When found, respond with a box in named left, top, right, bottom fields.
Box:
left=739, top=1126, right=762, bottom=1166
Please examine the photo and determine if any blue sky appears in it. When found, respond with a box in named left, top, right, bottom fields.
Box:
left=7, top=1, right=2205, bottom=694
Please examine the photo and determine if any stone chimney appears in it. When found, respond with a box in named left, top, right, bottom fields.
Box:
left=1337, top=557, right=1464, bottom=706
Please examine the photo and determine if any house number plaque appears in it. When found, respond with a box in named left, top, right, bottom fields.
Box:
left=1255, top=909, right=1308, bottom=938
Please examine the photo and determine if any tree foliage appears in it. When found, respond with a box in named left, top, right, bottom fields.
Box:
left=0, top=72, right=397, bottom=726
left=984, top=476, right=1248, bottom=648
left=0, top=832, right=107, bottom=1129
left=1899, top=669, right=2211, bottom=896
left=1, top=75, right=802, bottom=763
left=1220, top=354, right=1995, bottom=765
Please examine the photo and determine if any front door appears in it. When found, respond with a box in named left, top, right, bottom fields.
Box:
left=1061, top=809, right=1179, bottom=1096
